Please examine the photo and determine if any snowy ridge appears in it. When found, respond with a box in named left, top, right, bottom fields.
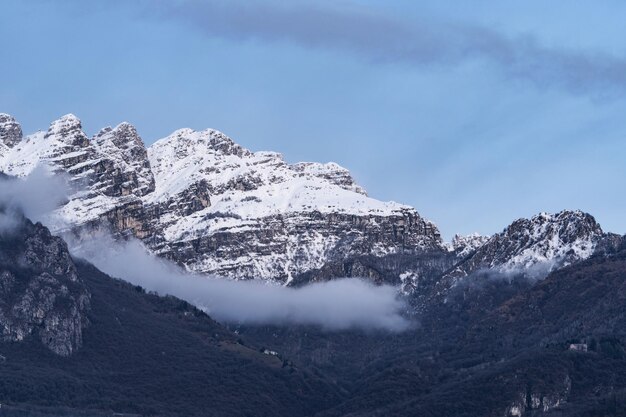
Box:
left=146, top=127, right=420, bottom=244
left=0, top=115, right=153, bottom=230
left=441, top=210, right=618, bottom=288
left=2, top=113, right=615, bottom=286
left=496, top=211, right=601, bottom=272
left=0, top=114, right=443, bottom=282
left=445, top=233, right=490, bottom=258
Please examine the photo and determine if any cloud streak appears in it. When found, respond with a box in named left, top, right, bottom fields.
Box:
left=69, top=233, right=410, bottom=331
left=121, top=0, right=626, bottom=97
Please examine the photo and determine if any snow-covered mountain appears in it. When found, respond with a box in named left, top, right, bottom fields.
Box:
left=2, top=113, right=621, bottom=288
left=0, top=113, right=443, bottom=283
left=441, top=210, right=622, bottom=287
left=446, top=233, right=491, bottom=259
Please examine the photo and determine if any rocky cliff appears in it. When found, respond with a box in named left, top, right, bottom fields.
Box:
left=0, top=113, right=621, bottom=289
left=0, top=211, right=90, bottom=356
left=431, top=210, right=623, bottom=300
left=451, top=210, right=619, bottom=276
left=0, top=113, right=445, bottom=283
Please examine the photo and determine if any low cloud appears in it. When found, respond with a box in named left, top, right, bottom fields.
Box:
left=69, top=233, right=410, bottom=331
left=0, top=210, right=20, bottom=235
left=0, top=166, right=69, bottom=228
left=449, top=261, right=559, bottom=297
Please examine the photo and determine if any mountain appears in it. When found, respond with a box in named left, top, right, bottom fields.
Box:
left=1, top=114, right=626, bottom=416
left=0, top=113, right=444, bottom=284
left=446, top=232, right=491, bottom=258
left=0, top=213, right=341, bottom=416
left=0, top=212, right=89, bottom=356
left=437, top=210, right=622, bottom=293
left=1, top=114, right=621, bottom=292
left=238, top=241, right=626, bottom=417
left=1, top=211, right=624, bottom=416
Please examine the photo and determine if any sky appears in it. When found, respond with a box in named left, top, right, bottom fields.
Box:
left=1, top=0, right=625, bottom=239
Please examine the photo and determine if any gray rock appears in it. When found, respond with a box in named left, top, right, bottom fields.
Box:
left=0, top=113, right=23, bottom=148
left=0, top=215, right=90, bottom=356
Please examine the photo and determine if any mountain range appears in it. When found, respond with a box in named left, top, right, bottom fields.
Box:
left=0, top=112, right=625, bottom=416
left=0, top=113, right=621, bottom=292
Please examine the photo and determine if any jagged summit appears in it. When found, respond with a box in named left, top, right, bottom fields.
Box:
left=45, top=113, right=89, bottom=146
left=92, top=121, right=155, bottom=197
left=446, top=232, right=490, bottom=258
left=0, top=113, right=22, bottom=148
left=2, top=113, right=615, bottom=287
left=441, top=209, right=620, bottom=287
left=0, top=114, right=443, bottom=282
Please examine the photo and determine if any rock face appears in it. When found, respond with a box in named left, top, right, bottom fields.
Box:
left=0, top=212, right=90, bottom=356
left=440, top=210, right=622, bottom=291
left=0, top=113, right=23, bottom=148
left=445, top=232, right=491, bottom=259
left=91, top=123, right=156, bottom=198
left=143, top=128, right=445, bottom=282
left=0, top=114, right=620, bottom=288
left=0, top=114, right=446, bottom=284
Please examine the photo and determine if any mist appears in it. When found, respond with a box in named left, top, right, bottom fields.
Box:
left=0, top=167, right=69, bottom=229
left=68, top=233, right=410, bottom=331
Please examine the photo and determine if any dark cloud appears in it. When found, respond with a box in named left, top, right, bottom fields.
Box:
left=129, top=0, right=626, bottom=97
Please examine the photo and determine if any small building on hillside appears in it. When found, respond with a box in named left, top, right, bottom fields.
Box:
left=568, top=343, right=588, bottom=352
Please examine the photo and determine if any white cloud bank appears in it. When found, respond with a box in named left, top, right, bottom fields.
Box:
left=69, top=234, right=410, bottom=331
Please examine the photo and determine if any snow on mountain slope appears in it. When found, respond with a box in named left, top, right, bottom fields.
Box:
left=0, top=114, right=445, bottom=283
left=445, top=233, right=490, bottom=259
left=441, top=210, right=621, bottom=288
left=145, top=127, right=443, bottom=281
left=0, top=115, right=155, bottom=232
left=0, top=114, right=91, bottom=177
left=5, top=113, right=616, bottom=287
left=146, top=127, right=422, bottom=243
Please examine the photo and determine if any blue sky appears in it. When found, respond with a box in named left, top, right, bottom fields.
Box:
left=1, top=0, right=625, bottom=238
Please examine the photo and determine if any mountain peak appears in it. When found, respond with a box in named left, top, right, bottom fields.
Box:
left=0, top=113, right=23, bottom=148
left=530, top=209, right=593, bottom=223
left=53, top=113, right=81, bottom=127
left=443, top=209, right=609, bottom=287
left=90, top=121, right=154, bottom=197
left=45, top=113, right=89, bottom=147
left=446, top=232, right=490, bottom=258
left=504, top=209, right=603, bottom=246
left=94, top=121, right=144, bottom=148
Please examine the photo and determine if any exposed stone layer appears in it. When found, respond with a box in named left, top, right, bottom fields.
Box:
left=0, top=214, right=90, bottom=356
